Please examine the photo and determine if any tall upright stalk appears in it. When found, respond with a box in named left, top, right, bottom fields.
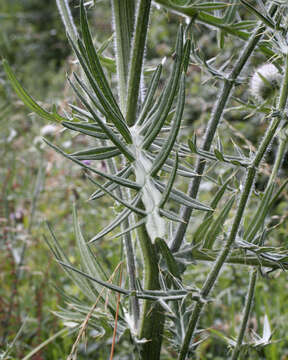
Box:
left=230, top=268, right=257, bottom=360
left=171, top=3, right=277, bottom=252
left=178, top=51, right=288, bottom=360
left=111, top=0, right=140, bottom=329
left=230, top=53, right=288, bottom=360
left=137, top=221, right=165, bottom=360
left=113, top=0, right=164, bottom=357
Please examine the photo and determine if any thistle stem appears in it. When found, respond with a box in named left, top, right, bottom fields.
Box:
left=268, top=136, right=287, bottom=186
left=171, top=3, right=278, bottom=252
left=137, top=216, right=165, bottom=360
left=178, top=50, right=288, bottom=360
left=231, top=268, right=257, bottom=360
left=230, top=52, right=288, bottom=360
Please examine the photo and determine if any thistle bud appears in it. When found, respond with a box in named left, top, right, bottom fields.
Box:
left=250, top=63, right=281, bottom=101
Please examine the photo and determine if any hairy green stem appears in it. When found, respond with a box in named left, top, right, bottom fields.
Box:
left=230, top=52, right=288, bottom=360
left=111, top=0, right=140, bottom=328
left=126, top=0, right=152, bottom=126
left=111, top=0, right=136, bottom=112
left=231, top=268, right=257, bottom=360
left=178, top=51, right=288, bottom=360
left=171, top=3, right=277, bottom=252
left=268, top=136, right=288, bottom=186
left=137, top=218, right=165, bottom=360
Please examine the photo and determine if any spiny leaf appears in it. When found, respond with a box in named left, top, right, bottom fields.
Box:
left=156, top=238, right=181, bottom=278
left=79, top=0, right=122, bottom=118
left=240, top=0, right=276, bottom=30
left=159, top=208, right=186, bottom=223
left=68, top=34, right=132, bottom=144
left=69, top=76, right=135, bottom=161
left=155, top=179, right=212, bottom=211
left=137, top=64, right=163, bottom=126
left=87, top=175, right=146, bottom=216
left=89, top=207, right=131, bottom=243
left=89, top=166, right=132, bottom=200
left=159, top=152, right=179, bottom=209
left=71, top=145, right=121, bottom=160
left=3, top=60, right=67, bottom=123
left=202, top=195, right=235, bottom=249
left=143, top=26, right=184, bottom=149
left=109, top=218, right=147, bottom=240
left=73, top=205, right=110, bottom=294
left=45, top=224, right=96, bottom=301
left=43, top=138, right=140, bottom=190
left=150, top=74, right=185, bottom=177
left=62, top=121, right=108, bottom=140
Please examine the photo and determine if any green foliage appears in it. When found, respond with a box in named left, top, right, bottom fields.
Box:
left=2, top=0, right=288, bottom=359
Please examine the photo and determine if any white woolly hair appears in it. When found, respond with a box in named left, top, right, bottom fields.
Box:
left=250, top=63, right=281, bottom=101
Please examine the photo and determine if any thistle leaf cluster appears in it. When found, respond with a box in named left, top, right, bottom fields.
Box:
left=3, top=0, right=288, bottom=359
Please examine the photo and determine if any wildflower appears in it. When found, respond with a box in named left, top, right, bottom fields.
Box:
left=250, top=63, right=281, bottom=101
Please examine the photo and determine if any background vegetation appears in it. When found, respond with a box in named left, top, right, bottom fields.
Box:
left=1, top=0, right=288, bottom=359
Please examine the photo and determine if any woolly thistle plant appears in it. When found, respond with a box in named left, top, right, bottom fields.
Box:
left=3, top=0, right=288, bottom=359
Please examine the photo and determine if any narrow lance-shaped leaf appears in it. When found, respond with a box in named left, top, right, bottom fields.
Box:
left=3, top=60, right=67, bottom=123
left=89, top=166, right=132, bottom=200
left=154, top=179, right=212, bottom=211
left=59, top=261, right=130, bottom=295
left=156, top=237, right=181, bottom=278
left=44, top=224, right=96, bottom=301
left=68, top=76, right=135, bottom=161
left=68, top=34, right=132, bottom=144
left=89, top=194, right=144, bottom=243
left=193, top=176, right=233, bottom=243
left=109, top=218, right=147, bottom=240
left=240, top=0, right=276, bottom=30
left=71, top=145, right=121, bottom=160
left=73, top=205, right=109, bottom=284
left=146, top=151, right=197, bottom=178
left=87, top=175, right=146, bottom=216
left=159, top=152, right=179, bottom=209
left=203, top=194, right=236, bottom=249
left=182, top=39, right=191, bottom=73
left=58, top=261, right=191, bottom=301
left=143, top=26, right=184, bottom=149
left=62, top=120, right=108, bottom=140
left=79, top=0, right=122, bottom=118
left=159, top=208, right=186, bottom=223
left=150, top=74, right=185, bottom=177
left=78, top=38, right=130, bottom=137
left=245, top=179, right=288, bottom=243
left=244, top=183, right=275, bottom=243
left=43, top=138, right=140, bottom=190
left=137, top=64, right=163, bottom=126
